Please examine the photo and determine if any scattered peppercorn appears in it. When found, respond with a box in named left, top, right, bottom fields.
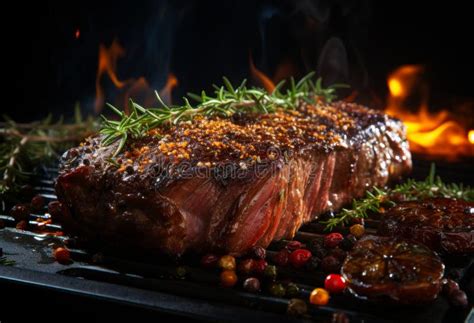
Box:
left=219, top=255, right=236, bottom=271
left=175, top=266, right=187, bottom=279
left=19, top=184, right=34, bottom=199
left=16, top=220, right=28, bottom=230
left=349, top=224, right=365, bottom=238
left=269, top=283, right=286, bottom=297
left=220, top=270, right=238, bottom=287
left=331, top=312, right=349, bottom=323
left=324, top=233, right=344, bottom=249
left=289, top=249, right=312, bottom=268
left=252, top=259, right=268, bottom=274
left=286, top=298, right=308, bottom=316
left=286, top=240, right=303, bottom=251
left=321, top=255, right=341, bottom=273
left=324, top=274, right=347, bottom=294
left=10, top=204, right=31, bottom=221
left=443, top=278, right=460, bottom=296
left=47, top=201, right=63, bottom=219
left=31, top=194, right=46, bottom=211
left=201, top=254, right=220, bottom=268
left=54, top=247, right=71, bottom=264
left=309, top=288, right=330, bottom=306
left=339, top=234, right=357, bottom=251
left=273, top=249, right=289, bottom=266
left=243, top=277, right=261, bottom=293
left=238, top=258, right=255, bottom=275
left=304, top=256, right=321, bottom=271
left=263, top=265, right=278, bottom=281
left=250, top=246, right=266, bottom=259
left=286, top=283, right=300, bottom=297
left=329, top=248, right=347, bottom=262
left=449, top=289, right=468, bottom=308
left=308, top=239, right=328, bottom=258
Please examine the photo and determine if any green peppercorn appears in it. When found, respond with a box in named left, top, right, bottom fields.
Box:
left=286, top=283, right=300, bottom=297
left=175, top=266, right=187, bottom=279
left=269, top=282, right=286, bottom=297
left=263, top=265, right=278, bottom=281
left=286, top=298, right=308, bottom=316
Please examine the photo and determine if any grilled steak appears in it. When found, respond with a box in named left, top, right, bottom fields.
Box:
left=55, top=102, right=411, bottom=255
left=378, top=198, right=474, bottom=254
left=341, top=236, right=445, bottom=304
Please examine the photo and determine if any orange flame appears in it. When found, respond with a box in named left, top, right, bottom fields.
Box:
left=249, top=55, right=275, bottom=93
left=94, top=39, right=177, bottom=114
left=386, top=65, right=474, bottom=158
left=75, top=29, right=80, bottom=39
left=95, top=40, right=126, bottom=112
left=159, top=73, right=179, bottom=104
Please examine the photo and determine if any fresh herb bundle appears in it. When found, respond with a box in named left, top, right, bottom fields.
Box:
left=0, top=106, right=96, bottom=196
left=100, top=72, right=347, bottom=156
left=322, top=164, right=474, bottom=230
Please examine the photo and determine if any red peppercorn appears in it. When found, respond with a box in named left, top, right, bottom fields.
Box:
left=16, top=220, right=28, bottom=230
left=324, top=233, right=344, bottom=249
left=252, top=259, right=268, bottom=274
left=324, top=274, right=347, bottom=294
left=54, top=247, right=71, bottom=264
left=289, top=249, right=312, bottom=268
left=200, top=254, right=219, bottom=268
left=10, top=204, right=31, bottom=221
left=31, top=194, right=46, bottom=211
left=273, top=249, right=289, bottom=266
left=286, top=240, right=303, bottom=251
left=238, top=258, right=255, bottom=275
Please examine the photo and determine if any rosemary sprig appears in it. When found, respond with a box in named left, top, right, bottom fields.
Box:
left=0, top=256, right=15, bottom=266
left=101, top=73, right=348, bottom=156
left=321, top=164, right=474, bottom=230
left=0, top=106, right=97, bottom=196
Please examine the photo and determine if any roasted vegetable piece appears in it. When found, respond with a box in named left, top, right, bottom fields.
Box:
left=341, top=236, right=445, bottom=304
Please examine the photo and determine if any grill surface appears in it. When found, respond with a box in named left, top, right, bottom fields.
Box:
left=0, top=159, right=473, bottom=322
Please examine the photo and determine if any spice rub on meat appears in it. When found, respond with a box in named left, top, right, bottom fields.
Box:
left=56, top=102, right=412, bottom=255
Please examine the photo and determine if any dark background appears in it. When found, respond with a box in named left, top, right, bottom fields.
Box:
left=3, top=0, right=473, bottom=121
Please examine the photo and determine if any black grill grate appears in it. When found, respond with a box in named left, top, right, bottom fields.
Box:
left=0, top=160, right=473, bottom=322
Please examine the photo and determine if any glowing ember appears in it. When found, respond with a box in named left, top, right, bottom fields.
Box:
left=386, top=65, right=473, bottom=158
left=75, top=29, right=80, bottom=39
left=94, top=39, right=177, bottom=114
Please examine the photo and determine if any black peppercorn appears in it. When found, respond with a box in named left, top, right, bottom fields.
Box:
left=304, top=256, right=321, bottom=271
left=321, top=255, right=341, bottom=273
left=250, top=246, right=266, bottom=259
left=243, top=277, right=261, bottom=293
left=340, top=234, right=357, bottom=251
left=449, top=289, right=468, bottom=308
left=308, top=238, right=327, bottom=258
